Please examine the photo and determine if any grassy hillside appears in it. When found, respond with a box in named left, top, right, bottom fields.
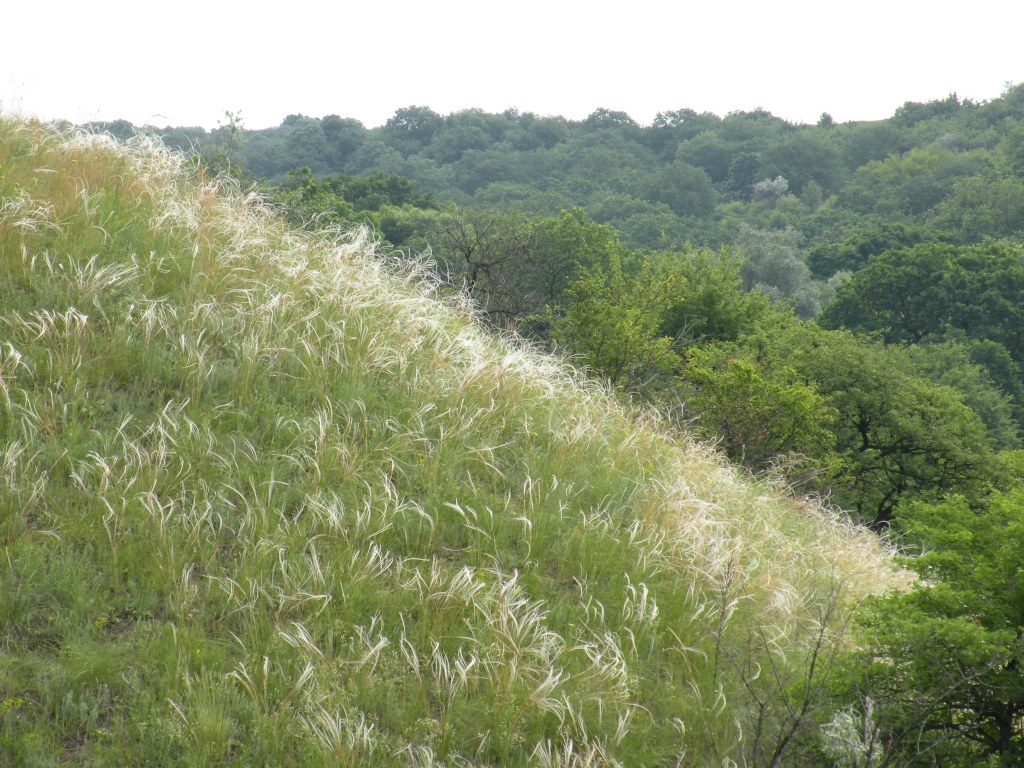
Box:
left=0, top=118, right=897, bottom=767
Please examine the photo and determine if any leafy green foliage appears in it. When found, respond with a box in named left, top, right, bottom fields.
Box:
left=551, top=252, right=683, bottom=393
left=648, top=108, right=722, bottom=158
left=659, top=247, right=776, bottom=344
left=734, top=225, right=832, bottom=318
left=758, top=130, right=845, bottom=197
left=851, top=489, right=1024, bottom=764
left=837, top=119, right=910, bottom=170
left=931, top=175, right=1024, bottom=241
left=382, top=105, right=445, bottom=155
left=266, top=166, right=446, bottom=268
left=528, top=207, right=625, bottom=307
left=685, top=324, right=1000, bottom=527
left=802, top=332, right=1001, bottom=526
left=642, top=160, right=717, bottom=217
left=837, top=145, right=991, bottom=216
left=821, top=241, right=1024, bottom=366
left=814, top=331, right=998, bottom=524
left=903, top=341, right=1021, bottom=450
left=683, top=345, right=841, bottom=480
left=806, top=221, right=937, bottom=279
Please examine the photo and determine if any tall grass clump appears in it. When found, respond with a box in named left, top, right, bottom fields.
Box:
left=0, top=116, right=899, bottom=766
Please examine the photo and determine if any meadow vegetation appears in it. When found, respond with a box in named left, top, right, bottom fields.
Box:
left=0, top=118, right=898, bottom=766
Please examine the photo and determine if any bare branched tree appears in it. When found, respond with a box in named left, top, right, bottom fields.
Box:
left=437, top=209, right=539, bottom=326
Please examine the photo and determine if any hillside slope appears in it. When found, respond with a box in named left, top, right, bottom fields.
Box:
left=0, top=118, right=897, bottom=767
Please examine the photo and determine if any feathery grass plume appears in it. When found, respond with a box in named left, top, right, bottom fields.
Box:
left=0, top=115, right=899, bottom=766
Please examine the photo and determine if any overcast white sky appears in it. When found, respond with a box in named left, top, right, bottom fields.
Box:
left=4, top=1, right=1022, bottom=130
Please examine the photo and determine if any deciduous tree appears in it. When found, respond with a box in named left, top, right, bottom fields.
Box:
left=852, top=489, right=1024, bottom=764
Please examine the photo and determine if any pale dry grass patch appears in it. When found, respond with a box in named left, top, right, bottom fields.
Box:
left=530, top=738, right=624, bottom=768
left=0, top=188, right=59, bottom=233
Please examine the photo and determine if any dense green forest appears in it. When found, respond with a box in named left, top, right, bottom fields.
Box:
left=17, top=83, right=1024, bottom=764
